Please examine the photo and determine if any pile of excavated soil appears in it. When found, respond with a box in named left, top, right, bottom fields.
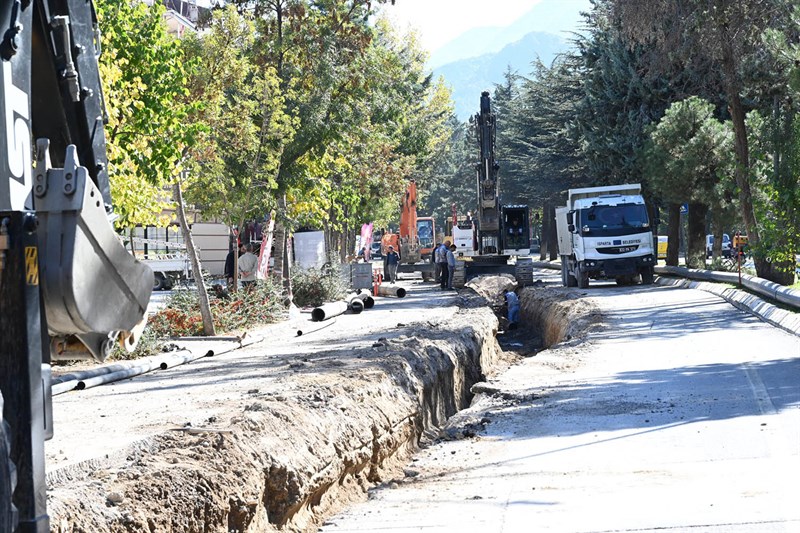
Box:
left=518, top=286, right=602, bottom=348
left=48, top=297, right=507, bottom=532
left=465, top=274, right=517, bottom=306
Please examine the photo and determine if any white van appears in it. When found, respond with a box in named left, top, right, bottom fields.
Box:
left=706, top=234, right=732, bottom=258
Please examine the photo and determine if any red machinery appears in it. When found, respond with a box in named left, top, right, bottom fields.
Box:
left=381, top=180, right=436, bottom=279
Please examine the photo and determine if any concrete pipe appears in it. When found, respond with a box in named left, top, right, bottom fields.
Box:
left=354, top=290, right=375, bottom=308
left=376, top=285, right=406, bottom=298
left=349, top=298, right=364, bottom=314
left=311, top=300, right=349, bottom=321
left=347, top=292, right=373, bottom=310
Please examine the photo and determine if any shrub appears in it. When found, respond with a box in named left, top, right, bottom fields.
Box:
left=291, top=260, right=348, bottom=308
left=148, top=278, right=286, bottom=338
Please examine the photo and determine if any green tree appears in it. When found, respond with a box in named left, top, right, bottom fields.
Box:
left=423, top=117, right=476, bottom=230
left=181, top=5, right=295, bottom=287
left=609, top=0, right=794, bottom=282
left=503, top=55, right=588, bottom=258
left=642, top=97, right=734, bottom=267
left=233, top=0, right=398, bottom=297
left=96, top=0, right=196, bottom=227
left=97, top=0, right=216, bottom=333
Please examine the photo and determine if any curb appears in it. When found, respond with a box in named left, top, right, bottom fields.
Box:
left=526, top=260, right=800, bottom=337
left=655, top=276, right=800, bottom=337
left=655, top=265, right=800, bottom=309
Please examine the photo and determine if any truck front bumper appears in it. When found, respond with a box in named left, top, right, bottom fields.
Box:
left=580, top=255, right=655, bottom=278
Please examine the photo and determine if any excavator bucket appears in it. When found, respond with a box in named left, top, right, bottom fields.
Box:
left=34, top=142, right=152, bottom=361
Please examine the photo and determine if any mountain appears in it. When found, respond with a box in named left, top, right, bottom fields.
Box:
left=428, top=0, right=591, bottom=69
left=434, top=31, right=569, bottom=120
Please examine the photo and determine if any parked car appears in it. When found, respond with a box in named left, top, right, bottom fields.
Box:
left=706, top=234, right=732, bottom=258
left=370, top=241, right=382, bottom=258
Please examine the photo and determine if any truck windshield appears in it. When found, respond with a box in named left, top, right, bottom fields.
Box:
left=578, top=204, right=649, bottom=237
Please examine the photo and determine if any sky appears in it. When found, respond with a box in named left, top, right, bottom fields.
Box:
left=378, top=0, right=546, bottom=54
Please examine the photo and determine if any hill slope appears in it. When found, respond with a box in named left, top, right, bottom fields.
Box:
left=434, top=31, right=569, bottom=120
left=429, top=0, right=590, bottom=68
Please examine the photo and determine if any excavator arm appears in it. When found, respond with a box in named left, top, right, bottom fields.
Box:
left=473, top=91, right=500, bottom=253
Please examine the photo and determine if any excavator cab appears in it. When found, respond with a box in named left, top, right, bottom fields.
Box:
left=501, top=205, right=530, bottom=256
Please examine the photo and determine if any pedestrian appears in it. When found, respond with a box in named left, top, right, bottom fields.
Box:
left=224, top=243, right=246, bottom=290
left=438, top=240, right=451, bottom=289
left=503, top=288, right=520, bottom=328
left=433, top=242, right=442, bottom=282
left=384, top=245, right=400, bottom=283
left=238, top=243, right=258, bottom=290
left=446, top=244, right=457, bottom=290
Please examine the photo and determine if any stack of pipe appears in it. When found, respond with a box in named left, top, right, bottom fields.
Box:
left=348, top=291, right=375, bottom=309
left=310, top=288, right=380, bottom=322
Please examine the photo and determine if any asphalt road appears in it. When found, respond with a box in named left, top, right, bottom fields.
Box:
left=323, top=280, right=800, bottom=532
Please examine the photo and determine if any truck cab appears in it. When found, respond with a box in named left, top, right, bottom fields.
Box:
left=556, top=184, right=656, bottom=288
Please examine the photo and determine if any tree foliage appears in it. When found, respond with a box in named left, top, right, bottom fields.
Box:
left=607, top=0, right=794, bottom=281
left=642, top=97, right=734, bottom=266
left=96, top=0, right=196, bottom=227
left=181, top=6, right=294, bottom=232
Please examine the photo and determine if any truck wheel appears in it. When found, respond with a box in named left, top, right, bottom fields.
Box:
left=577, top=267, right=589, bottom=289
left=0, top=393, right=18, bottom=532
left=566, top=271, right=578, bottom=287
left=153, top=272, right=167, bottom=291
left=641, top=267, right=654, bottom=285
left=560, top=261, right=568, bottom=287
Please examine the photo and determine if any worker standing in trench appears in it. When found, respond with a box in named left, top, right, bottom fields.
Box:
left=503, top=288, right=521, bottom=329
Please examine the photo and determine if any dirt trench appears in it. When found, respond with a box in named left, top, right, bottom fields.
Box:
left=47, top=283, right=597, bottom=533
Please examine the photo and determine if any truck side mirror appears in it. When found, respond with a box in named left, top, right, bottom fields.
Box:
left=568, top=224, right=575, bottom=233
left=566, top=211, right=574, bottom=225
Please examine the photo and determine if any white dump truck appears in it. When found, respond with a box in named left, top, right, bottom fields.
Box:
left=555, top=184, right=656, bottom=288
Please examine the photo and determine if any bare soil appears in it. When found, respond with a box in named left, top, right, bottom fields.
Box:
left=47, top=277, right=599, bottom=532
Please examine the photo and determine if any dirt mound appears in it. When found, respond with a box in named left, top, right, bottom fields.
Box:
left=465, top=275, right=517, bottom=306
left=519, top=287, right=602, bottom=347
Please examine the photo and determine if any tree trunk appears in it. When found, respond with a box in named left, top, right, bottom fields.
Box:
left=711, top=207, right=724, bottom=260
left=231, top=229, right=240, bottom=293
left=719, top=33, right=772, bottom=279
left=686, top=202, right=708, bottom=269
left=667, top=202, right=681, bottom=266
left=174, top=179, right=215, bottom=336
left=540, top=199, right=550, bottom=261
left=547, top=202, right=558, bottom=260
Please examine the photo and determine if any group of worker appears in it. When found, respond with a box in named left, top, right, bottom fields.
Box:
left=223, top=243, right=259, bottom=291
left=434, top=240, right=457, bottom=290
